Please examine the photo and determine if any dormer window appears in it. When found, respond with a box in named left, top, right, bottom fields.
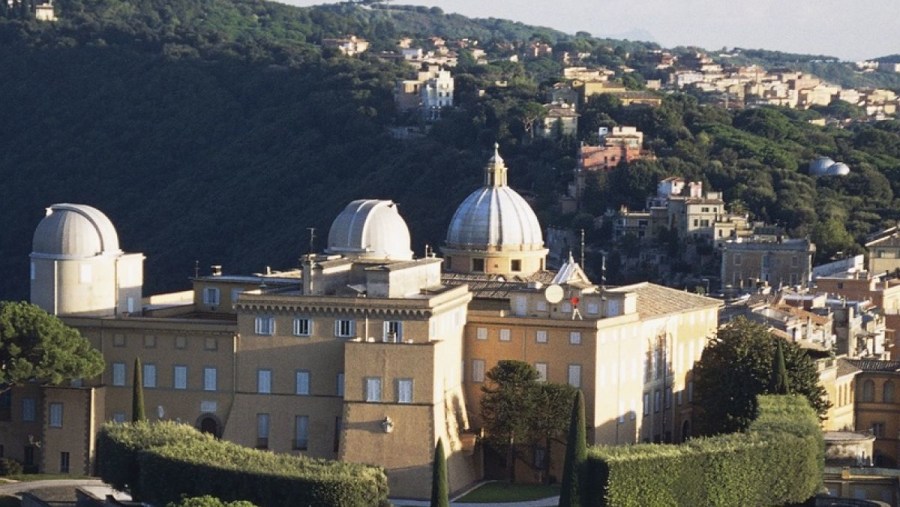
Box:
left=472, top=258, right=485, bottom=272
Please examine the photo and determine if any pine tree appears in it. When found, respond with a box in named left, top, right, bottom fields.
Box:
left=559, top=390, right=586, bottom=507
left=769, top=340, right=790, bottom=395
left=429, top=438, right=449, bottom=507
left=132, top=357, right=146, bottom=422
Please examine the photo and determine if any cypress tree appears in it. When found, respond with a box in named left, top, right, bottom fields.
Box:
left=430, top=438, right=449, bottom=507
left=769, top=340, right=790, bottom=395
left=559, top=390, right=586, bottom=507
left=132, top=357, right=146, bottom=422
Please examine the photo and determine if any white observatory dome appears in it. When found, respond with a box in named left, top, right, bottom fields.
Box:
left=32, top=203, right=121, bottom=259
left=326, top=200, right=413, bottom=261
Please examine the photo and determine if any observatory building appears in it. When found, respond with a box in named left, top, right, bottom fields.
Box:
left=5, top=149, right=720, bottom=496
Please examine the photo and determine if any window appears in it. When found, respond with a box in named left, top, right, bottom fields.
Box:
left=296, top=370, right=310, bottom=395
left=570, top=331, right=582, bottom=345
left=30, top=262, right=35, bottom=281
left=203, top=287, right=220, bottom=306
left=231, top=288, right=243, bottom=305
left=113, top=334, right=126, bottom=347
left=383, top=321, right=403, bottom=342
left=476, top=328, right=488, bottom=340
left=60, top=452, right=70, bottom=474
left=335, top=319, right=356, bottom=338
left=861, top=379, right=875, bottom=402
left=365, top=377, right=382, bottom=402
left=22, top=399, right=35, bottom=422
left=294, top=415, right=309, bottom=450
left=733, top=254, right=741, bottom=266
left=472, top=359, right=485, bottom=383
left=336, top=373, right=345, bottom=397
left=472, top=258, right=485, bottom=272
left=397, top=379, right=413, bottom=403
left=204, top=367, right=217, bottom=391
left=143, top=335, right=156, bottom=348
left=49, top=403, right=63, bottom=428
left=654, top=390, right=661, bottom=413
left=175, top=336, right=187, bottom=349
left=173, top=366, right=187, bottom=390
left=256, top=413, right=269, bottom=449
left=112, top=362, right=126, bottom=387
left=535, top=363, right=548, bottom=382
left=204, top=338, right=218, bottom=351
left=143, top=364, right=157, bottom=388
left=112, top=412, right=126, bottom=423
left=257, top=370, right=272, bottom=394
left=255, top=316, right=275, bottom=336
left=567, top=365, right=582, bottom=388
left=499, top=329, right=511, bottom=342
left=587, top=303, right=599, bottom=315
left=511, top=259, right=522, bottom=272
left=883, top=381, right=895, bottom=403
left=293, top=317, right=312, bottom=337
left=536, top=330, right=548, bottom=343
left=643, top=393, right=650, bottom=416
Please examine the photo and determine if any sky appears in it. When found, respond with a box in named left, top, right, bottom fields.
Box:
left=280, top=0, right=899, bottom=62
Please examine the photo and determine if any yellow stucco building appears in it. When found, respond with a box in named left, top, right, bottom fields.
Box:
left=2, top=149, right=721, bottom=499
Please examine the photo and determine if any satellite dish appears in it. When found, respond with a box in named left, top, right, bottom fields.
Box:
left=544, top=284, right=564, bottom=304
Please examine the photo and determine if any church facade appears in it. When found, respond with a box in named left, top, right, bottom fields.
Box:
left=1, top=147, right=719, bottom=498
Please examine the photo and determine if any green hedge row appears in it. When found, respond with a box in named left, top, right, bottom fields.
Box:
left=97, top=422, right=389, bottom=507
left=585, top=395, right=823, bottom=507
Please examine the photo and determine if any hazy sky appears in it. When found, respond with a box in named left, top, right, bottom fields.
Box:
left=280, top=0, right=899, bottom=61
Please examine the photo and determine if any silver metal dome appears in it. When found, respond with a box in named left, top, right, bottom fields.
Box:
left=809, top=156, right=835, bottom=176
left=825, top=162, right=850, bottom=176
left=326, top=200, right=413, bottom=261
left=445, top=145, right=544, bottom=251
left=32, top=203, right=121, bottom=259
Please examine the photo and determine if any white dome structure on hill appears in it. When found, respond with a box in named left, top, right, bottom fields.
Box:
left=32, top=203, right=121, bottom=258
left=326, top=199, right=413, bottom=261
left=809, top=156, right=850, bottom=177
left=443, top=144, right=548, bottom=276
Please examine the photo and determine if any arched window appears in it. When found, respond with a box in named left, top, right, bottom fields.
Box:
left=883, top=381, right=895, bottom=403
left=861, top=379, right=875, bottom=402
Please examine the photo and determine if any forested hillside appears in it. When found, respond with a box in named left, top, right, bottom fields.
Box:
left=1, top=0, right=898, bottom=300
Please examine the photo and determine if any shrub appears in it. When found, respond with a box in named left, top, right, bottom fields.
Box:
left=0, top=458, right=23, bottom=476
left=584, top=395, right=823, bottom=507
left=96, top=421, right=214, bottom=499
left=137, top=438, right=388, bottom=507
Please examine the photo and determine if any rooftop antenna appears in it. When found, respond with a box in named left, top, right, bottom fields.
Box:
left=601, top=252, right=607, bottom=290
left=580, top=228, right=585, bottom=268
left=306, top=227, right=316, bottom=256
left=194, top=260, right=199, bottom=278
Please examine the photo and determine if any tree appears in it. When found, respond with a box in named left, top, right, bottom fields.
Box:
left=429, top=438, right=449, bottom=507
left=0, top=301, right=104, bottom=392
left=531, top=383, right=577, bottom=483
left=769, top=340, right=790, bottom=394
left=559, top=390, right=586, bottom=507
left=480, top=360, right=540, bottom=483
left=694, top=317, right=829, bottom=435
left=132, top=357, right=146, bottom=422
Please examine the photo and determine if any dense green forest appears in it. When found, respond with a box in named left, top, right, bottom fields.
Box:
left=0, top=0, right=898, bottom=299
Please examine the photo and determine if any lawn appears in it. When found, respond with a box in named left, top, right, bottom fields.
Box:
left=455, top=481, right=559, bottom=503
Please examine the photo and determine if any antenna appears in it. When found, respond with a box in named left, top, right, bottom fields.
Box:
left=580, top=228, right=585, bottom=267
left=194, top=260, right=199, bottom=278
left=306, top=227, right=316, bottom=255
left=601, top=252, right=607, bottom=289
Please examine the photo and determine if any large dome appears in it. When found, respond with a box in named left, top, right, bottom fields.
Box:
left=32, top=203, right=121, bottom=259
left=326, top=200, right=413, bottom=261
left=809, top=156, right=835, bottom=176
left=445, top=146, right=544, bottom=251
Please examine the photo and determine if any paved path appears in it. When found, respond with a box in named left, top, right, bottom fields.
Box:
left=0, top=478, right=104, bottom=495
left=393, top=497, right=559, bottom=507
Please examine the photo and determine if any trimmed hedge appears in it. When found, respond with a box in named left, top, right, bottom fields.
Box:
left=97, top=420, right=211, bottom=498
left=97, top=422, right=389, bottom=507
left=585, top=395, right=823, bottom=507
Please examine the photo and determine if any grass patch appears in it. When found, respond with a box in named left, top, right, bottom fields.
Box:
left=3, top=474, right=90, bottom=482
left=0, top=496, right=20, bottom=507
left=455, top=481, right=559, bottom=503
